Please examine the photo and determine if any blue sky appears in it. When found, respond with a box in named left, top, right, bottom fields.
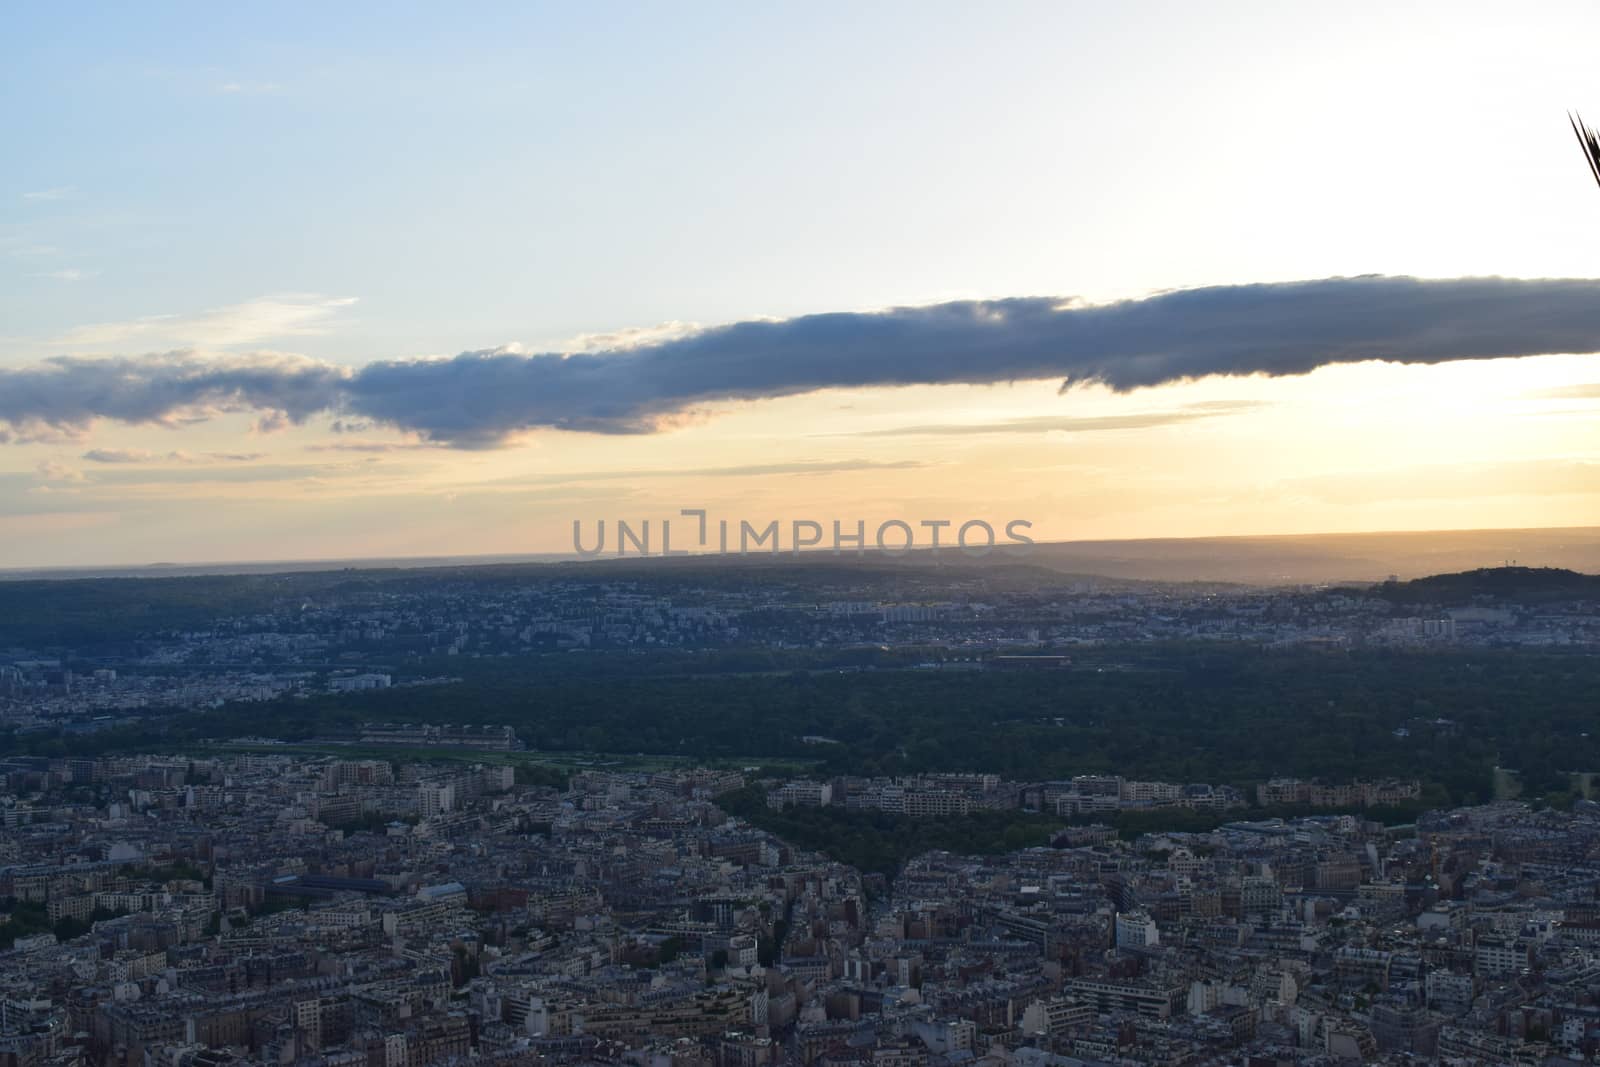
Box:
left=2, top=2, right=1599, bottom=565
left=15, top=0, right=1600, bottom=356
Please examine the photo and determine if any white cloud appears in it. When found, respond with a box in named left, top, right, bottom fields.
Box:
left=34, top=268, right=95, bottom=282
left=21, top=187, right=73, bottom=201
left=563, top=320, right=703, bottom=353
left=55, top=294, right=358, bottom=348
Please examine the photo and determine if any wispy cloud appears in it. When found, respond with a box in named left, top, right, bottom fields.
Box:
left=460, top=459, right=930, bottom=496
left=21, top=187, right=73, bottom=202
left=1267, top=458, right=1600, bottom=506
left=1529, top=383, right=1600, bottom=400
left=552, top=459, right=928, bottom=481
left=846, top=402, right=1265, bottom=437
left=2, top=241, right=59, bottom=258
left=82, top=448, right=265, bottom=465
left=55, top=294, right=356, bottom=348
left=33, top=268, right=96, bottom=283
left=305, top=439, right=436, bottom=453
left=215, top=81, right=282, bottom=95
left=35, top=460, right=85, bottom=484
left=2, top=276, right=1599, bottom=449
left=685, top=459, right=927, bottom=477
left=84, top=463, right=349, bottom=486
left=82, top=448, right=161, bottom=464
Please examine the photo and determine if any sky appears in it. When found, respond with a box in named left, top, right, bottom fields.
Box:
left=2, top=1, right=1599, bottom=567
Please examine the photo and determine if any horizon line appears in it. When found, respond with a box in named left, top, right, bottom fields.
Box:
left=2, top=521, right=1596, bottom=583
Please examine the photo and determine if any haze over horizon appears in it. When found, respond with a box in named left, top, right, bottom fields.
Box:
left=4, top=2, right=1600, bottom=568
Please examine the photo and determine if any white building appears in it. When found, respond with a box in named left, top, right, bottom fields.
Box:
left=1115, top=910, right=1160, bottom=949
left=768, top=780, right=832, bottom=809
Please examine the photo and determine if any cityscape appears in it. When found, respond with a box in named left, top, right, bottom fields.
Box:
left=7, top=3, right=1600, bottom=1066
left=4, top=745, right=1600, bottom=1067
left=2, top=553, right=1599, bottom=1067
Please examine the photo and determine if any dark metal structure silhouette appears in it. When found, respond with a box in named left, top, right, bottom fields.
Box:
left=1571, top=112, right=1600, bottom=189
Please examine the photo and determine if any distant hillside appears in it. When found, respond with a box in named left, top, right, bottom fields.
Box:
left=5, top=526, right=1600, bottom=588
left=1019, top=527, right=1600, bottom=586
left=1377, top=566, right=1600, bottom=606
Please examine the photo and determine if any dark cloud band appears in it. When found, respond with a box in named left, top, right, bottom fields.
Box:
left=3, top=275, right=1598, bottom=448
left=0, top=351, right=347, bottom=432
